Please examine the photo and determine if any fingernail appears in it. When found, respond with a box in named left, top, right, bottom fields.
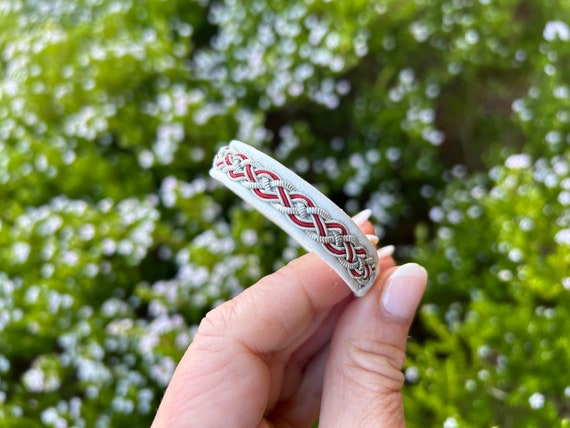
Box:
left=352, top=208, right=372, bottom=226
left=377, top=245, right=395, bottom=258
left=365, top=234, right=379, bottom=245
left=381, top=263, right=427, bottom=321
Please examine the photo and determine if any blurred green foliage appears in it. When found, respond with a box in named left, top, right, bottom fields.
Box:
left=0, top=0, right=569, bottom=426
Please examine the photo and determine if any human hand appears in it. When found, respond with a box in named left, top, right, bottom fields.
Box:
left=152, top=215, right=427, bottom=427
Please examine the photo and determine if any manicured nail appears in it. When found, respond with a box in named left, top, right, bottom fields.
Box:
left=352, top=208, right=372, bottom=226
left=381, top=263, right=427, bottom=321
left=366, top=234, right=379, bottom=246
left=377, top=245, right=395, bottom=258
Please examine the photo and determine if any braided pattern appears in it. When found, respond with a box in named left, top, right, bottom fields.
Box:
left=213, top=146, right=376, bottom=289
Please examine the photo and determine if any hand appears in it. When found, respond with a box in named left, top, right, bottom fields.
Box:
left=152, top=219, right=427, bottom=427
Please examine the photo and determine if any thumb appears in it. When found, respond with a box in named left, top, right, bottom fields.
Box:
left=319, top=263, right=428, bottom=427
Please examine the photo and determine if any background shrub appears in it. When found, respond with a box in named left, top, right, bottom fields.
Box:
left=0, top=0, right=568, bottom=426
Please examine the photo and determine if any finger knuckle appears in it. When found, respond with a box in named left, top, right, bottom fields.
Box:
left=196, top=299, right=239, bottom=342
left=345, top=339, right=406, bottom=393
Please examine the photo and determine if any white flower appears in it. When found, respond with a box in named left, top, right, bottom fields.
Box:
left=555, top=228, right=570, bottom=245
left=443, top=417, right=459, bottom=428
left=529, top=392, right=545, bottom=409
left=543, top=21, right=570, bottom=42
left=505, top=153, right=532, bottom=169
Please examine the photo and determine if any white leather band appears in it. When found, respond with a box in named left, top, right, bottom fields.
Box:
left=209, top=140, right=378, bottom=296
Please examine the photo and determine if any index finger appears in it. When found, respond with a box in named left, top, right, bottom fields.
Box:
left=198, top=221, right=376, bottom=354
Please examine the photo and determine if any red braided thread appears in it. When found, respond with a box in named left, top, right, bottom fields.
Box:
left=213, top=146, right=376, bottom=287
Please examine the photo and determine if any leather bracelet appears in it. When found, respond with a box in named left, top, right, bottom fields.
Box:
left=209, top=140, right=379, bottom=296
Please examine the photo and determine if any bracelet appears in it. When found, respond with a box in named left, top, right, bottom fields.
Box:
left=209, top=140, right=378, bottom=296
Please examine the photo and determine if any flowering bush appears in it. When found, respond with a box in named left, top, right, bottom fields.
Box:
left=410, top=153, right=570, bottom=427
left=0, top=0, right=568, bottom=426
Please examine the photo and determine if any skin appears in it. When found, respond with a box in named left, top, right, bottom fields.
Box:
left=152, top=221, right=427, bottom=427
